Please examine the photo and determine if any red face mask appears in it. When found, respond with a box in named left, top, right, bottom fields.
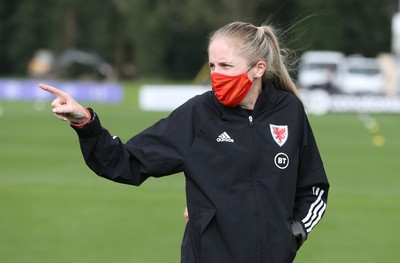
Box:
left=211, top=71, right=253, bottom=107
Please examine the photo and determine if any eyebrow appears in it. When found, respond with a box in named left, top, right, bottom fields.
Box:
left=208, top=61, right=233, bottom=66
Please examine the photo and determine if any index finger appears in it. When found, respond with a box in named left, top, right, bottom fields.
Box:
left=38, top=83, right=67, bottom=98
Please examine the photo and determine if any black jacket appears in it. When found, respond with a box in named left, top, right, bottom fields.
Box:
left=72, top=81, right=329, bottom=263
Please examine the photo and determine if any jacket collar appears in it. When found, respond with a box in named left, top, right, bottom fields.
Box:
left=253, top=80, right=284, bottom=115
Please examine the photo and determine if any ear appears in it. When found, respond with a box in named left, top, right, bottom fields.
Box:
left=255, top=60, right=267, bottom=78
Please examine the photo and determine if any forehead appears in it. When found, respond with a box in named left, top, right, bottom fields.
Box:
left=208, top=37, right=244, bottom=63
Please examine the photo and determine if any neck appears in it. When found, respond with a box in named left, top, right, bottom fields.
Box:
left=239, top=81, right=262, bottom=110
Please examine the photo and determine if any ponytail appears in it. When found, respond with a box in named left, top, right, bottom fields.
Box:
left=260, top=25, right=298, bottom=95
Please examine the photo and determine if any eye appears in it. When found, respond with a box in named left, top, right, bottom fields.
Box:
left=220, top=63, right=233, bottom=69
left=208, top=63, right=215, bottom=71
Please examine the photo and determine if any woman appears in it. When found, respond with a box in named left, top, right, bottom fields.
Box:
left=39, top=21, right=329, bottom=262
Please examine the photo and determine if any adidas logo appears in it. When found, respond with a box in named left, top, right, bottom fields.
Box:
left=216, top=132, right=234, bottom=143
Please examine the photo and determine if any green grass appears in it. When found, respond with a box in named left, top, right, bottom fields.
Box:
left=1, top=82, right=399, bottom=262
left=297, top=113, right=400, bottom=262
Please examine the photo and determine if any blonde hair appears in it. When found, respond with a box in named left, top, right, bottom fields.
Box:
left=208, top=21, right=298, bottom=95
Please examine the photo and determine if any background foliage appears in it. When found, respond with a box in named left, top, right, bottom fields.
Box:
left=0, top=0, right=398, bottom=79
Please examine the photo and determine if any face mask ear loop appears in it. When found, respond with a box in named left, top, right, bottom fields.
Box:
left=246, top=62, right=258, bottom=80
left=246, top=63, right=256, bottom=73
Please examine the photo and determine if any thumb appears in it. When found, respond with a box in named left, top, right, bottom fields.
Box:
left=52, top=103, right=72, bottom=115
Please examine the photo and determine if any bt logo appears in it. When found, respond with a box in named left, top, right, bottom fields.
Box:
left=274, top=153, right=289, bottom=169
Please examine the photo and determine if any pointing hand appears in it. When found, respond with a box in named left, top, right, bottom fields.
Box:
left=38, top=83, right=90, bottom=124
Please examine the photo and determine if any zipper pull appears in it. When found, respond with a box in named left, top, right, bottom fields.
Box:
left=249, top=115, right=253, bottom=127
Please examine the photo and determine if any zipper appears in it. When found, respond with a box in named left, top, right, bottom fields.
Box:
left=249, top=115, right=253, bottom=127
left=249, top=115, right=261, bottom=262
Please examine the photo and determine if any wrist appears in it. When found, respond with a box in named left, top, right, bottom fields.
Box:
left=70, top=108, right=101, bottom=138
left=70, top=108, right=91, bottom=127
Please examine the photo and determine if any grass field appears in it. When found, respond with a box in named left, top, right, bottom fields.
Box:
left=1, top=81, right=399, bottom=262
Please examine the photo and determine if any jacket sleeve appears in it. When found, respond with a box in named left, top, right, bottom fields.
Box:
left=72, top=99, right=198, bottom=186
left=292, top=112, right=330, bottom=248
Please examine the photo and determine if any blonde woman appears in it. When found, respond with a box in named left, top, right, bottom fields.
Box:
left=40, top=21, right=329, bottom=262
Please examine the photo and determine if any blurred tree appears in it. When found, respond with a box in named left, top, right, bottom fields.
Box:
left=63, top=0, right=77, bottom=49
left=334, top=0, right=396, bottom=56
left=0, top=0, right=398, bottom=79
left=294, top=0, right=397, bottom=56
left=5, top=0, right=59, bottom=74
left=125, top=0, right=302, bottom=79
left=0, top=1, right=16, bottom=74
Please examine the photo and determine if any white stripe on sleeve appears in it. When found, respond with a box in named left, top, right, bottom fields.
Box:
left=301, top=187, right=327, bottom=233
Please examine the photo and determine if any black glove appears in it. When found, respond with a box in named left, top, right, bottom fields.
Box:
left=291, top=220, right=307, bottom=250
